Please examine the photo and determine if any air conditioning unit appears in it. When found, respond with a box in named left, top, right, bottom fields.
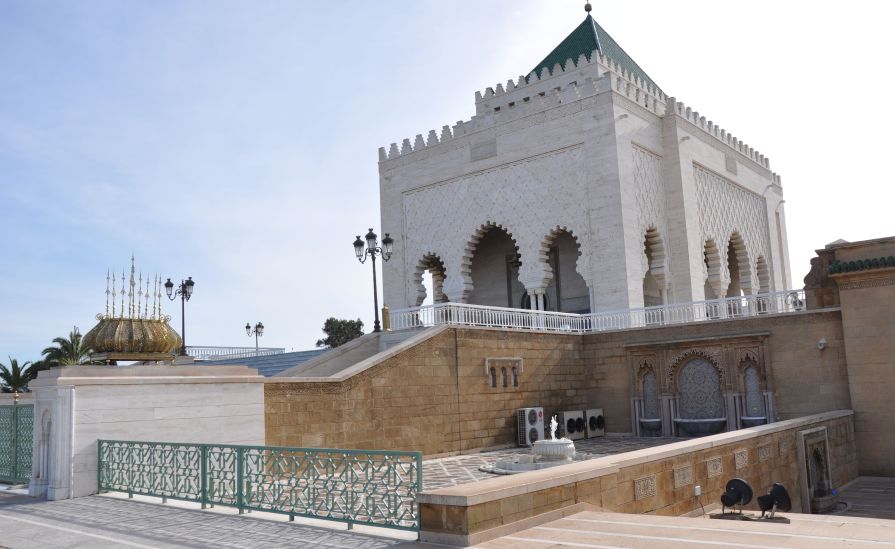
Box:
left=585, top=408, right=605, bottom=438
left=557, top=410, right=586, bottom=441
left=517, top=407, right=544, bottom=447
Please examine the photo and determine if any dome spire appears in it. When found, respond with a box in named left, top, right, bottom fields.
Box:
left=584, top=2, right=592, bottom=13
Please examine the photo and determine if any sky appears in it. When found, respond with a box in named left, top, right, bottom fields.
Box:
left=1, top=1, right=893, bottom=362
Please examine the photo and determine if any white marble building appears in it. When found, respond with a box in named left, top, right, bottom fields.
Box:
left=379, top=12, right=790, bottom=314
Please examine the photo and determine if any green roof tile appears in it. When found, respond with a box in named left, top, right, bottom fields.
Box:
left=531, top=15, right=662, bottom=94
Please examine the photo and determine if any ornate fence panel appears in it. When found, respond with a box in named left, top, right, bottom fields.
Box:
left=97, top=440, right=423, bottom=532
left=0, top=403, right=33, bottom=484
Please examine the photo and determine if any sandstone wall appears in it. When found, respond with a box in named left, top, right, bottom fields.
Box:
left=266, top=309, right=848, bottom=456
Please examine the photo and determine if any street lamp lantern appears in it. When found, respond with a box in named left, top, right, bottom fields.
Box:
left=365, top=228, right=377, bottom=252
left=381, top=233, right=394, bottom=260
left=352, top=227, right=394, bottom=332
left=353, top=235, right=365, bottom=261
left=165, top=276, right=196, bottom=356
left=246, top=321, right=264, bottom=355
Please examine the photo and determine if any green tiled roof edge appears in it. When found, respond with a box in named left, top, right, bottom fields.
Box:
left=531, top=15, right=662, bottom=95
left=827, top=256, right=895, bottom=274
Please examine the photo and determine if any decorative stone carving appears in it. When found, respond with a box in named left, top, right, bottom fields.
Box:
left=677, top=358, right=725, bottom=419
left=694, top=165, right=770, bottom=293
left=401, top=146, right=595, bottom=302
left=707, top=457, right=723, bottom=478
left=743, top=365, right=766, bottom=418
left=484, top=357, right=523, bottom=376
left=632, top=145, right=669, bottom=279
left=634, top=475, right=657, bottom=500
left=673, top=465, right=693, bottom=488
left=758, top=445, right=771, bottom=462
left=779, top=437, right=791, bottom=455
left=735, top=449, right=749, bottom=469
left=642, top=371, right=659, bottom=419
left=667, top=348, right=724, bottom=390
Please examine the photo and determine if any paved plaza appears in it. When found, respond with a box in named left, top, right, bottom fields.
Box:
left=475, top=508, right=895, bottom=548
left=2, top=477, right=894, bottom=548
left=422, top=435, right=682, bottom=490
left=0, top=489, right=426, bottom=549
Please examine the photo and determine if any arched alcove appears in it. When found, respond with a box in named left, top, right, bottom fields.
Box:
left=725, top=232, right=751, bottom=297
left=642, top=370, right=659, bottom=419
left=467, top=224, right=525, bottom=308
left=642, top=228, right=666, bottom=307
left=414, top=254, right=447, bottom=306
left=704, top=239, right=723, bottom=299
left=756, top=256, right=770, bottom=294
left=541, top=228, right=590, bottom=313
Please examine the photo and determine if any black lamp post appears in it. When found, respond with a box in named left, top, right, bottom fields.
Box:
left=353, top=228, right=394, bottom=332
left=164, top=276, right=195, bottom=356
left=246, top=321, right=264, bottom=355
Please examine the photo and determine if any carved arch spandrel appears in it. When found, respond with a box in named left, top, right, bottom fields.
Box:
left=667, top=348, right=725, bottom=391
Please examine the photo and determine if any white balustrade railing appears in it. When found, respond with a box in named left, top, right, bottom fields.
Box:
left=388, top=289, right=807, bottom=334
left=186, top=346, right=286, bottom=361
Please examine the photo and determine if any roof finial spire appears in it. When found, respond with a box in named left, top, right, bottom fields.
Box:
left=584, top=2, right=592, bottom=13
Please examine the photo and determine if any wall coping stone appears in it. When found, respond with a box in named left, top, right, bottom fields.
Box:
left=268, top=325, right=449, bottom=383
left=29, top=365, right=265, bottom=387
left=419, top=409, right=853, bottom=507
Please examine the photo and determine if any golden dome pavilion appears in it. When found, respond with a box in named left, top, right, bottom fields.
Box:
left=82, top=258, right=182, bottom=364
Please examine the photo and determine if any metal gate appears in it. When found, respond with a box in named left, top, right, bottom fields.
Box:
left=0, top=403, right=33, bottom=484
left=98, top=440, right=422, bottom=531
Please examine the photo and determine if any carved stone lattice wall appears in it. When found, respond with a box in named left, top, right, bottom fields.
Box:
left=694, top=165, right=770, bottom=293
left=642, top=371, right=659, bottom=419
left=743, top=365, right=766, bottom=417
left=632, top=145, right=669, bottom=278
left=677, top=358, right=725, bottom=419
left=401, top=147, right=593, bottom=302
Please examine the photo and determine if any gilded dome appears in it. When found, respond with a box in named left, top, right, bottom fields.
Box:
left=85, top=259, right=182, bottom=357
left=83, top=317, right=182, bottom=355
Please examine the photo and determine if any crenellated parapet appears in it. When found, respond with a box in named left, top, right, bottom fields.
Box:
left=666, top=97, right=778, bottom=177
left=380, top=49, right=778, bottom=179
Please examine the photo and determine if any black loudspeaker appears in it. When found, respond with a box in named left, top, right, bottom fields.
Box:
left=720, top=478, right=753, bottom=512
left=757, top=483, right=792, bottom=519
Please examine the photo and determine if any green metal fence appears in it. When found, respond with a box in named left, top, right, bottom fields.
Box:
left=97, top=440, right=423, bottom=531
left=0, top=403, right=33, bottom=484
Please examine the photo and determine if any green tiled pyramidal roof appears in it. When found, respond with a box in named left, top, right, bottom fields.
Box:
left=532, top=15, right=661, bottom=94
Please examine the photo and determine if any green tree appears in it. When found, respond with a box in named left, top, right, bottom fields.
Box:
left=315, top=318, right=364, bottom=348
left=41, top=326, right=92, bottom=366
left=0, top=357, right=38, bottom=393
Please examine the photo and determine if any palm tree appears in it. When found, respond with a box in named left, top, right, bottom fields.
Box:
left=41, top=326, right=92, bottom=366
left=0, top=358, right=37, bottom=393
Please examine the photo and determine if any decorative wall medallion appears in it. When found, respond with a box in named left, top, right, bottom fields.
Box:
left=707, top=457, right=723, bottom=478
left=673, top=465, right=693, bottom=488
left=634, top=475, right=657, bottom=500
left=779, top=438, right=790, bottom=455
left=735, top=449, right=749, bottom=469
left=758, top=445, right=771, bottom=462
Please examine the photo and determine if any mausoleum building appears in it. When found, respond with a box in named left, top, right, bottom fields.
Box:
left=379, top=12, right=791, bottom=313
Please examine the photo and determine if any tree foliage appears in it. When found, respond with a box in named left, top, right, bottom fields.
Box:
left=315, top=318, right=364, bottom=348
left=0, top=357, right=39, bottom=393
left=41, top=326, right=92, bottom=366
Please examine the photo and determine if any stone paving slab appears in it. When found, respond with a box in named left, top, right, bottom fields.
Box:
left=476, top=509, right=895, bottom=548
left=422, top=436, right=682, bottom=490
left=0, top=492, right=431, bottom=549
